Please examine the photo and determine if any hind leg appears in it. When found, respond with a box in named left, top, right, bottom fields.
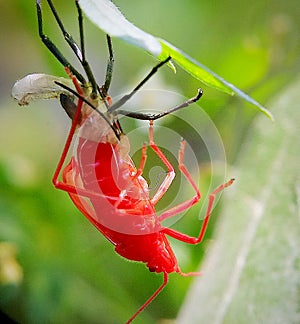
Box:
left=163, top=178, right=234, bottom=243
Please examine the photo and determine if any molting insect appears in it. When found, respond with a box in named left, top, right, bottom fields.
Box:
left=12, top=1, right=234, bottom=323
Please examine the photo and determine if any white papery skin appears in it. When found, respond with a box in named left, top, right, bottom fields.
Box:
left=12, top=73, right=75, bottom=105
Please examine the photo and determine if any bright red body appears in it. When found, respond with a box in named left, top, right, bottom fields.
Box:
left=52, top=74, right=234, bottom=323
left=64, top=135, right=179, bottom=274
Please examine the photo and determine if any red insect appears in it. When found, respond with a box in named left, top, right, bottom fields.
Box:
left=13, top=1, right=234, bottom=323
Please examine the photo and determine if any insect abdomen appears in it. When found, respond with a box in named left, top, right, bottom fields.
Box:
left=113, top=232, right=179, bottom=273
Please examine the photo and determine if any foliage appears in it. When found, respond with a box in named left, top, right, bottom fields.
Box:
left=177, top=76, right=300, bottom=324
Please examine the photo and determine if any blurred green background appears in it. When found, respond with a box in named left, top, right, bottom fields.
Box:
left=0, top=1, right=299, bottom=323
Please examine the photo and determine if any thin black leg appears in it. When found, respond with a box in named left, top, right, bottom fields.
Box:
left=37, top=0, right=102, bottom=96
left=109, top=56, right=172, bottom=112
left=116, top=89, right=203, bottom=121
left=74, top=0, right=98, bottom=96
left=45, top=0, right=82, bottom=60
left=36, top=0, right=86, bottom=84
left=102, top=35, right=115, bottom=94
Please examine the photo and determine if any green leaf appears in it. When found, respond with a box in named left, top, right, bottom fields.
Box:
left=78, top=0, right=162, bottom=55
left=177, top=77, right=300, bottom=323
left=158, top=39, right=274, bottom=121
left=79, top=0, right=273, bottom=120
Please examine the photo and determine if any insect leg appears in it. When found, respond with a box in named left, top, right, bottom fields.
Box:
left=53, top=95, right=117, bottom=201
left=45, top=0, right=82, bottom=60
left=74, top=4, right=115, bottom=99
left=115, top=119, right=175, bottom=208
left=52, top=67, right=87, bottom=192
left=133, top=144, right=148, bottom=179
left=114, top=122, right=172, bottom=212
left=113, top=143, right=148, bottom=209
left=52, top=83, right=83, bottom=190
left=36, top=0, right=85, bottom=85
left=154, top=137, right=201, bottom=216
left=74, top=0, right=98, bottom=95
left=125, top=272, right=169, bottom=324
left=102, top=35, right=115, bottom=94
left=115, top=117, right=184, bottom=209
left=53, top=68, right=120, bottom=201
left=116, top=88, right=202, bottom=120
left=162, top=178, right=234, bottom=244
left=109, top=56, right=172, bottom=112
left=43, top=0, right=99, bottom=95
left=148, top=121, right=175, bottom=205
left=57, top=159, right=121, bottom=239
